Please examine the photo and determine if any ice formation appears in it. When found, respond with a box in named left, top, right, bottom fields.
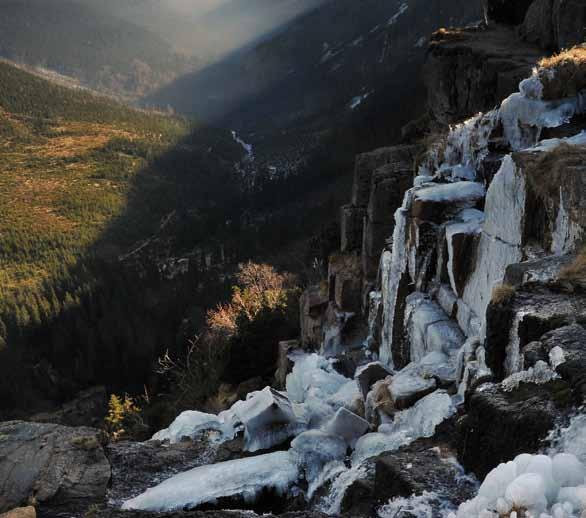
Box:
left=230, top=387, right=304, bottom=452
left=378, top=491, right=450, bottom=518
left=151, top=410, right=234, bottom=444
left=450, top=453, right=586, bottom=518
left=352, top=391, right=455, bottom=463
left=122, top=451, right=300, bottom=512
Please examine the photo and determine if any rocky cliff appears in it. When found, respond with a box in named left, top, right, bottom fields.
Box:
left=2, top=1, right=586, bottom=518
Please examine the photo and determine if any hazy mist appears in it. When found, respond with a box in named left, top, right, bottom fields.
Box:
left=75, top=0, right=329, bottom=63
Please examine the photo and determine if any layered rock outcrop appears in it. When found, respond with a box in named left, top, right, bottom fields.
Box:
left=0, top=421, right=110, bottom=514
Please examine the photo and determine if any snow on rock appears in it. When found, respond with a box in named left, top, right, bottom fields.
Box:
left=413, top=181, right=485, bottom=205
left=151, top=410, right=234, bottom=444
left=501, top=360, right=559, bottom=392
left=122, top=450, right=299, bottom=512
left=323, top=407, right=370, bottom=448
left=450, top=452, right=586, bottom=518
left=352, top=391, right=456, bottom=464
left=230, top=387, right=303, bottom=452
left=388, top=2, right=408, bottom=25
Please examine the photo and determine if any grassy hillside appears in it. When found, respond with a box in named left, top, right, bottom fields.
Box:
left=0, top=0, right=195, bottom=100
left=0, top=61, right=245, bottom=416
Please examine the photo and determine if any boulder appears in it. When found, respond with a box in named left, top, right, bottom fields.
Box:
left=0, top=421, right=110, bottom=514
left=458, top=380, right=572, bottom=478
left=355, top=362, right=393, bottom=400
left=0, top=508, right=36, bottom=518
left=375, top=446, right=476, bottom=508
left=486, top=287, right=586, bottom=380
left=230, top=387, right=301, bottom=452
left=323, top=407, right=370, bottom=447
left=389, top=368, right=437, bottom=410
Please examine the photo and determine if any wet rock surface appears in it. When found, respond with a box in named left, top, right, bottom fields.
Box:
left=0, top=421, right=110, bottom=514
left=458, top=380, right=572, bottom=478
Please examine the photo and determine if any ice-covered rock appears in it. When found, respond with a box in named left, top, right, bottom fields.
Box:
left=229, top=387, right=303, bottom=452
left=323, top=407, right=370, bottom=447
left=389, top=365, right=437, bottom=409
left=291, top=430, right=347, bottom=483
left=451, top=452, right=586, bottom=518
left=151, top=410, right=233, bottom=444
left=122, top=451, right=299, bottom=512
left=353, top=391, right=456, bottom=463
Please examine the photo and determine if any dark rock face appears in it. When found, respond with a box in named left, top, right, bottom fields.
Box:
left=458, top=381, right=572, bottom=478
left=28, top=386, right=108, bottom=428
left=483, top=0, right=535, bottom=25
left=328, top=254, right=362, bottom=314
left=356, top=362, right=392, bottom=400
left=540, top=324, right=586, bottom=400
left=519, top=0, right=586, bottom=50
left=0, top=421, right=110, bottom=514
left=299, top=286, right=328, bottom=348
left=426, top=25, right=542, bottom=125
left=375, top=447, right=477, bottom=510
left=520, top=0, right=555, bottom=49
left=485, top=288, right=586, bottom=380
left=362, top=146, right=416, bottom=281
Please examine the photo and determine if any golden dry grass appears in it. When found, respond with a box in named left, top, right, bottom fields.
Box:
left=491, top=284, right=516, bottom=305
left=559, top=248, right=586, bottom=285
left=538, top=45, right=586, bottom=100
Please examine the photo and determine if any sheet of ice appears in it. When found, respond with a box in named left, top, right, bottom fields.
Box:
left=122, top=450, right=299, bottom=512
left=291, top=430, right=347, bottom=484
left=531, top=130, right=586, bottom=152
left=550, top=346, right=566, bottom=369
left=352, top=391, right=455, bottom=463
left=380, top=192, right=412, bottom=368
left=548, top=413, right=586, bottom=464
left=151, top=410, right=234, bottom=444
left=316, top=462, right=371, bottom=514
left=462, top=156, right=525, bottom=337
left=230, top=386, right=303, bottom=452
left=552, top=189, right=584, bottom=255
left=450, top=452, right=586, bottom=518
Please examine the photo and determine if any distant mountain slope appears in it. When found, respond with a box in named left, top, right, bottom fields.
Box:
left=72, top=0, right=328, bottom=60
left=144, top=0, right=483, bottom=131
left=0, top=0, right=194, bottom=99
left=0, top=60, right=245, bottom=414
